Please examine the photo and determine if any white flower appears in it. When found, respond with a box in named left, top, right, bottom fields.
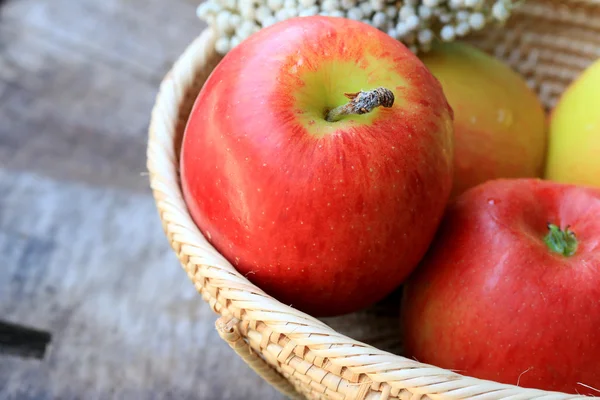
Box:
left=469, top=12, right=486, bottom=30
left=255, top=6, right=273, bottom=23
left=230, top=13, right=241, bottom=27
left=440, top=25, right=456, bottom=41
left=340, top=0, right=356, bottom=10
left=404, top=14, right=420, bottom=31
left=399, top=5, right=415, bottom=20
left=215, top=36, right=231, bottom=54
left=396, top=22, right=409, bottom=36
left=267, top=0, right=284, bottom=11
left=418, top=5, right=432, bottom=20
left=492, top=1, right=510, bottom=21
left=449, top=0, right=464, bottom=9
left=238, top=0, right=255, bottom=19
left=465, top=0, right=481, bottom=7
left=220, top=0, right=237, bottom=9
left=238, top=20, right=260, bottom=39
left=370, top=0, right=385, bottom=12
left=455, top=21, right=470, bottom=36
left=197, top=0, right=519, bottom=55
left=456, top=10, right=469, bottom=21
left=197, top=1, right=221, bottom=19
left=372, top=11, right=387, bottom=28
left=298, top=0, right=316, bottom=8
left=322, top=0, right=340, bottom=12
left=275, top=8, right=291, bottom=21
left=418, top=28, right=433, bottom=44
left=439, top=12, right=452, bottom=23
left=387, top=27, right=398, bottom=39
left=346, top=7, right=364, bottom=20
left=385, top=5, right=397, bottom=18
left=230, top=35, right=242, bottom=48
left=298, top=5, right=319, bottom=16
left=262, top=15, right=278, bottom=26
left=359, top=1, right=373, bottom=16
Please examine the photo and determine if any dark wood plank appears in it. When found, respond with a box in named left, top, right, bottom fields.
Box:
left=0, top=0, right=285, bottom=398
left=0, top=170, right=283, bottom=399
left=0, top=0, right=202, bottom=193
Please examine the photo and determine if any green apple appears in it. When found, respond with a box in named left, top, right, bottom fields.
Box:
left=545, top=58, right=600, bottom=187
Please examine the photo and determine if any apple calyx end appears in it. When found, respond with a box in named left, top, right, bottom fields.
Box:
left=325, top=87, right=395, bottom=122
left=544, top=223, right=578, bottom=257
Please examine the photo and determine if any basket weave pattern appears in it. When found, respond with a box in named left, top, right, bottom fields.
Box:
left=147, top=1, right=600, bottom=398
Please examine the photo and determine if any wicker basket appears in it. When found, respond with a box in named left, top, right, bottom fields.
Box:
left=147, top=1, right=600, bottom=399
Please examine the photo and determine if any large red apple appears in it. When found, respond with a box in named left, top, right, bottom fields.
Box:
left=401, top=178, right=600, bottom=395
left=180, top=16, right=454, bottom=317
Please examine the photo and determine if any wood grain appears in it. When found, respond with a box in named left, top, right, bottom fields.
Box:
left=0, top=0, right=284, bottom=398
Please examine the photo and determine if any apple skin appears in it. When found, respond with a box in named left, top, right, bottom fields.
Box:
left=180, top=16, right=454, bottom=317
left=400, top=178, right=600, bottom=395
left=419, top=41, right=547, bottom=199
left=545, top=58, right=600, bottom=187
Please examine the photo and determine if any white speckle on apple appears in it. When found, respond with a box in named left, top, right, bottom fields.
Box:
left=206, top=231, right=212, bottom=240
left=257, top=188, right=261, bottom=192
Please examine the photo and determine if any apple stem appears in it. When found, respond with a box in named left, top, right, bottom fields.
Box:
left=325, top=87, right=395, bottom=122
left=544, top=223, right=578, bottom=257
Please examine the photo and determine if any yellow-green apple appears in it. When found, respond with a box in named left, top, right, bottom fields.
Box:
left=545, top=58, right=600, bottom=187
left=420, top=41, right=547, bottom=198
left=180, top=16, right=454, bottom=317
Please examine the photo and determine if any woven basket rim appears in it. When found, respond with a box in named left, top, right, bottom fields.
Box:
left=146, top=26, right=596, bottom=400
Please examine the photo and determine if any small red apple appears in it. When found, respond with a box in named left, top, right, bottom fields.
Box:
left=401, top=178, right=600, bottom=395
left=181, top=16, right=454, bottom=316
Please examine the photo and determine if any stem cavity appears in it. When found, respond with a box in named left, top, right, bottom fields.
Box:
left=544, top=223, right=578, bottom=257
left=325, top=87, right=395, bottom=122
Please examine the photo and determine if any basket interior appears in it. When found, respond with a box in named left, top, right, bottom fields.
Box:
left=170, top=0, right=600, bottom=359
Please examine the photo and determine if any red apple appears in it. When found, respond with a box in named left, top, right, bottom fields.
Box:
left=401, top=178, right=600, bottom=395
left=180, top=16, right=454, bottom=317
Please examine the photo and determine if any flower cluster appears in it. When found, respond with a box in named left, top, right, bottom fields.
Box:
left=197, top=0, right=519, bottom=55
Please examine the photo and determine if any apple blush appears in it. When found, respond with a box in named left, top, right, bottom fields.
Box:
left=180, top=16, right=454, bottom=317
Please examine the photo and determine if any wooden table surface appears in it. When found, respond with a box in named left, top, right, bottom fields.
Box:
left=0, top=0, right=284, bottom=398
